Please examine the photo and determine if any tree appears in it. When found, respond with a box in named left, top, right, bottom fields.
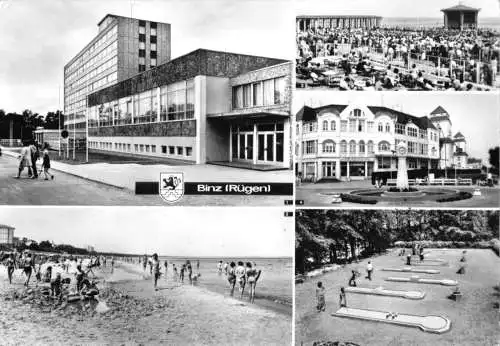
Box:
left=488, top=146, right=499, bottom=172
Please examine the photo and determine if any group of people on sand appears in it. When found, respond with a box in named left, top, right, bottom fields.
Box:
left=1, top=251, right=101, bottom=300
left=297, top=26, right=499, bottom=89
left=222, top=260, right=261, bottom=303
left=15, top=140, right=54, bottom=180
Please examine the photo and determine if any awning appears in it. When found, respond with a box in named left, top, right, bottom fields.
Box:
left=207, top=110, right=290, bottom=121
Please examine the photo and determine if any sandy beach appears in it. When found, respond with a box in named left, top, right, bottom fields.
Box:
left=0, top=261, right=292, bottom=345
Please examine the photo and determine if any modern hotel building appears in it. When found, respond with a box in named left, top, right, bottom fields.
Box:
left=295, top=104, right=470, bottom=181
left=63, top=14, right=171, bottom=148
left=0, top=224, right=14, bottom=245
left=86, top=49, right=293, bottom=169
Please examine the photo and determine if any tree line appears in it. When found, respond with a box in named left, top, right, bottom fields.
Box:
left=296, top=209, right=499, bottom=273
left=0, top=109, right=64, bottom=141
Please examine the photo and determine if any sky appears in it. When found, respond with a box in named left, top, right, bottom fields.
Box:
left=293, top=91, right=500, bottom=164
left=296, top=0, right=500, bottom=18
left=0, top=207, right=294, bottom=257
left=0, top=0, right=294, bottom=114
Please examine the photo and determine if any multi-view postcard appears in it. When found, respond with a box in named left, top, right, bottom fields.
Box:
left=0, top=0, right=294, bottom=206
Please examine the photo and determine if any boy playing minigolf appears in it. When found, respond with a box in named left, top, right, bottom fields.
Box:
left=316, top=281, right=326, bottom=312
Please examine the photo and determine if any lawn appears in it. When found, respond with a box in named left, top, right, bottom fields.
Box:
left=295, top=249, right=500, bottom=346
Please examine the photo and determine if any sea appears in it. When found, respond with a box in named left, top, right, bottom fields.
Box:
left=158, top=256, right=293, bottom=315
left=381, top=17, right=500, bottom=31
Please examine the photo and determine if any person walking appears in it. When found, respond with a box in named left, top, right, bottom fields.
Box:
left=339, top=287, right=347, bottom=308
left=366, top=261, right=374, bottom=281
left=16, top=143, right=32, bottom=178
left=41, top=144, right=55, bottom=180
left=29, top=141, right=39, bottom=179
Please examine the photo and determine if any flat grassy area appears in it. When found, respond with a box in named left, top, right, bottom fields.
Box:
left=295, top=249, right=500, bottom=345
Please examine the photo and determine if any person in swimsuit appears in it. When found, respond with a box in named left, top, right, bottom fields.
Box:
left=227, top=262, right=237, bottom=297
left=111, top=257, right=115, bottom=274
left=217, top=261, right=223, bottom=275
left=339, top=287, right=347, bottom=308
left=142, top=254, right=148, bottom=271
left=223, top=262, right=229, bottom=275
left=23, top=253, right=35, bottom=287
left=187, top=262, right=193, bottom=285
left=173, top=264, right=178, bottom=281
left=164, top=260, right=168, bottom=280
left=180, top=264, right=185, bottom=283
left=245, top=262, right=261, bottom=303
left=6, top=254, right=15, bottom=284
left=235, top=261, right=246, bottom=298
left=152, top=253, right=161, bottom=290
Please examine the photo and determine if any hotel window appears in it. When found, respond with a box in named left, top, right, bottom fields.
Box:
left=139, top=64, right=146, bottom=72
left=340, top=140, right=347, bottom=153
left=273, top=77, right=285, bottom=104
left=177, top=146, right=183, bottom=155
left=98, top=102, right=113, bottom=127
left=385, top=123, right=390, bottom=133
left=322, top=140, right=335, bottom=153
left=89, top=106, right=98, bottom=127
left=169, top=146, right=175, bottom=154
left=243, top=84, right=252, bottom=108
left=378, top=123, right=383, bottom=132
left=117, top=98, right=132, bottom=125
left=349, top=140, right=356, bottom=154
left=331, top=121, right=336, bottom=131
left=349, top=119, right=356, bottom=132
left=151, top=50, right=157, bottom=59
left=378, top=141, right=390, bottom=152
left=303, top=122, right=317, bottom=133
left=139, top=50, right=146, bottom=58
left=151, top=43, right=157, bottom=51
left=127, top=144, right=131, bottom=152
left=252, top=82, right=263, bottom=106
left=341, top=120, right=347, bottom=132
left=186, top=147, right=192, bottom=156
left=305, top=140, right=316, bottom=154
left=151, top=58, right=157, bottom=68
left=263, top=79, right=274, bottom=106
left=408, top=141, right=417, bottom=154
left=419, top=129, right=427, bottom=139
left=358, top=119, right=365, bottom=132
left=134, top=144, right=139, bottom=152
left=378, top=157, right=391, bottom=169
left=135, top=90, right=154, bottom=123
left=322, top=120, right=328, bottom=131
left=139, top=42, right=146, bottom=50
left=151, top=27, right=157, bottom=36
left=408, top=159, right=417, bottom=169
left=161, top=145, right=167, bottom=154
left=145, top=145, right=150, bottom=153
left=167, top=81, right=188, bottom=120
left=367, top=121, right=374, bottom=132
left=140, top=144, right=144, bottom=152
left=367, top=141, right=374, bottom=153
left=395, top=123, right=405, bottom=134
left=407, top=127, right=418, bottom=137
left=352, top=109, right=363, bottom=117
left=139, top=34, right=146, bottom=42
left=359, top=140, right=365, bottom=154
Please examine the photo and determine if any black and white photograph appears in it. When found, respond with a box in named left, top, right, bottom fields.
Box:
left=294, top=91, right=500, bottom=208
left=295, top=209, right=500, bottom=345
left=0, top=207, right=293, bottom=344
left=0, top=0, right=295, bottom=206
left=296, top=0, right=500, bottom=91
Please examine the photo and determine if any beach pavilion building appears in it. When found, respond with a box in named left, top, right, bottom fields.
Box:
left=296, top=15, right=382, bottom=31
left=441, top=4, right=480, bottom=30
left=295, top=104, right=443, bottom=181
left=86, top=49, right=293, bottom=169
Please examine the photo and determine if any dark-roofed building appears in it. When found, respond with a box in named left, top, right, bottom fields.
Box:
left=295, top=104, right=441, bottom=181
left=86, top=49, right=293, bottom=169
left=441, top=3, right=480, bottom=30
left=0, top=224, right=15, bottom=245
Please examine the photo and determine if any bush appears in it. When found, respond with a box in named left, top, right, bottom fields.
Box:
left=340, top=193, right=378, bottom=204
left=437, top=191, right=473, bottom=203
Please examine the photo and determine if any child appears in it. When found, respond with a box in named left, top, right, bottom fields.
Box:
left=316, top=281, right=326, bottom=312
left=348, top=270, right=357, bottom=287
left=339, top=287, right=347, bottom=308
left=41, top=145, right=54, bottom=180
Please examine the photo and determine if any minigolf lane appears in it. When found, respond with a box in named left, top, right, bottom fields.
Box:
left=332, top=307, right=451, bottom=334
left=382, top=267, right=440, bottom=274
left=385, top=276, right=458, bottom=286
left=345, top=286, right=426, bottom=300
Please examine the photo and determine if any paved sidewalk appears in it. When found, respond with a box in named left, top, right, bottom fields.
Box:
left=2, top=148, right=293, bottom=191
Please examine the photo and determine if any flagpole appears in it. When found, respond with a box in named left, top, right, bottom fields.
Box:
left=58, top=85, right=61, bottom=156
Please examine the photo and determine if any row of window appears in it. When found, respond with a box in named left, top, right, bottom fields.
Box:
left=378, top=157, right=424, bottom=169
left=232, top=77, right=287, bottom=109
left=303, top=140, right=436, bottom=156
left=66, top=52, right=118, bottom=96
left=301, top=121, right=435, bottom=139
left=89, top=141, right=193, bottom=157
left=89, top=80, right=195, bottom=127
left=66, top=71, right=118, bottom=114
left=66, top=26, right=118, bottom=79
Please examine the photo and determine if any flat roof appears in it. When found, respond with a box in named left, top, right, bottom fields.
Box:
left=297, top=15, right=382, bottom=19
left=97, top=13, right=170, bottom=27
left=0, top=224, right=15, bottom=230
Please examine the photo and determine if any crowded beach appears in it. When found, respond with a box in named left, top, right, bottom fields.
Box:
left=296, top=26, right=499, bottom=90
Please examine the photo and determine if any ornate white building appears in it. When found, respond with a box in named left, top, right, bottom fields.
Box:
left=295, top=104, right=463, bottom=181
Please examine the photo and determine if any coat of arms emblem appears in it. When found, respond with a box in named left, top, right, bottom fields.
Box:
left=159, top=172, right=184, bottom=203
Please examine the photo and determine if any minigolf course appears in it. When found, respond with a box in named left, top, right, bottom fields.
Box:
left=332, top=307, right=451, bottom=334
left=382, top=267, right=440, bottom=274
left=345, top=286, right=425, bottom=300
left=385, top=276, right=457, bottom=286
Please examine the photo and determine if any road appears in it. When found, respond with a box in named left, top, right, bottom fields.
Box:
left=0, top=155, right=288, bottom=206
